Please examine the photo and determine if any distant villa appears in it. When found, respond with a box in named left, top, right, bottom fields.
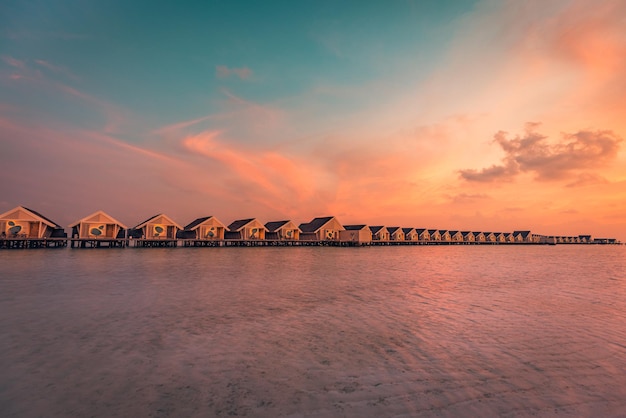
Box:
left=0, top=206, right=621, bottom=249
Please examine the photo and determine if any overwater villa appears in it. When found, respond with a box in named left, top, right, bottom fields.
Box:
left=70, top=211, right=127, bottom=239
left=226, top=218, right=268, bottom=240
left=128, top=214, right=182, bottom=240
left=461, top=231, right=475, bottom=242
left=370, top=226, right=389, bottom=241
left=0, top=206, right=66, bottom=239
left=416, top=228, right=430, bottom=241
left=493, top=232, right=506, bottom=243
left=449, top=230, right=463, bottom=242
left=439, top=230, right=451, bottom=242
left=299, top=216, right=344, bottom=241
left=483, top=232, right=495, bottom=242
left=402, top=228, right=418, bottom=241
left=428, top=229, right=442, bottom=241
left=180, top=216, right=227, bottom=240
left=473, top=231, right=486, bottom=242
left=387, top=227, right=405, bottom=241
left=513, top=231, right=532, bottom=243
left=265, top=220, right=301, bottom=240
left=340, top=225, right=372, bottom=245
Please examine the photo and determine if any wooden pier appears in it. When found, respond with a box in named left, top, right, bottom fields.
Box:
left=131, top=239, right=178, bottom=248
left=0, top=238, right=68, bottom=249
left=70, top=238, right=127, bottom=248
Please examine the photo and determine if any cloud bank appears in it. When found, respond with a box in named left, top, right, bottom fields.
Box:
left=459, top=124, right=622, bottom=183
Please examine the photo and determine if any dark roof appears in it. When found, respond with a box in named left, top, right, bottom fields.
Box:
left=265, top=220, right=289, bottom=232
left=449, top=230, right=459, bottom=235
left=416, top=228, right=427, bottom=233
left=387, top=226, right=400, bottom=234
left=228, top=218, right=256, bottom=232
left=428, top=229, right=439, bottom=234
left=472, top=231, right=483, bottom=237
left=402, top=228, right=415, bottom=234
left=299, top=216, right=335, bottom=233
left=344, top=225, right=368, bottom=231
left=439, top=229, right=448, bottom=234
left=461, top=231, right=472, bottom=236
left=369, top=226, right=385, bottom=234
left=513, top=230, right=531, bottom=237
left=184, top=216, right=213, bottom=230
left=22, top=206, right=62, bottom=228
left=132, top=214, right=160, bottom=229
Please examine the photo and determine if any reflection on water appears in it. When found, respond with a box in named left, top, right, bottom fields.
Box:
left=1, top=246, right=625, bottom=417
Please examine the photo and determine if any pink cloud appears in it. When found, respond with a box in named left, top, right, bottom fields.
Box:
left=2, top=56, right=26, bottom=69
left=216, top=65, right=253, bottom=80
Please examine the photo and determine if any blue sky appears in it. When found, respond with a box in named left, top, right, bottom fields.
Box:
left=2, top=1, right=472, bottom=127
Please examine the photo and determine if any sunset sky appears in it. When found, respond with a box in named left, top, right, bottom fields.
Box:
left=1, top=0, right=625, bottom=240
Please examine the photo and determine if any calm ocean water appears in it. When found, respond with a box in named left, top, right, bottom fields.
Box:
left=1, top=245, right=625, bottom=417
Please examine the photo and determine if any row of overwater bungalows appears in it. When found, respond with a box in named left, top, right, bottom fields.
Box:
left=0, top=206, right=620, bottom=249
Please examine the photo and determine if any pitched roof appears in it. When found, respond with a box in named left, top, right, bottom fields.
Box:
left=402, top=227, right=415, bottom=234
left=449, top=230, right=459, bottom=235
left=428, top=229, right=439, bottom=234
left=299, top=216, right=337, bottom=233
left=265, top=220, right=289, bottom=232
left=184, top=216, right=213, bottom=230
left=416, top=228, right=428, bottom=234
left=369, top=226, right=386, bottom=234
left=344, top=225, right=368, bottom=231
left=228, top=218, right=257, bottom=232
left=69, top=210, right=127, bottom=229
left=133, top=213, right=182, bottom=230
left=14, top=206, right=62, bottom=228
left=513, top=230, right=531, bottom=238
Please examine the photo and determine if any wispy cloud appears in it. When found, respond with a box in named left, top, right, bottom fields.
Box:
left=181, top=129, right=318, bottom=213
left=34, top=59, right=79, bottom=81
left=2, top=56, right=26, bottom=69
left=459, top=124, right=622, bottom=183
left=1, top=56, right=130, bottom=135
left=216, top=65, right=253, bottom=80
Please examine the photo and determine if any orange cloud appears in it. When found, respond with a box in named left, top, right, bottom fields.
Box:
left=181, top=130, right=319, bottom=212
